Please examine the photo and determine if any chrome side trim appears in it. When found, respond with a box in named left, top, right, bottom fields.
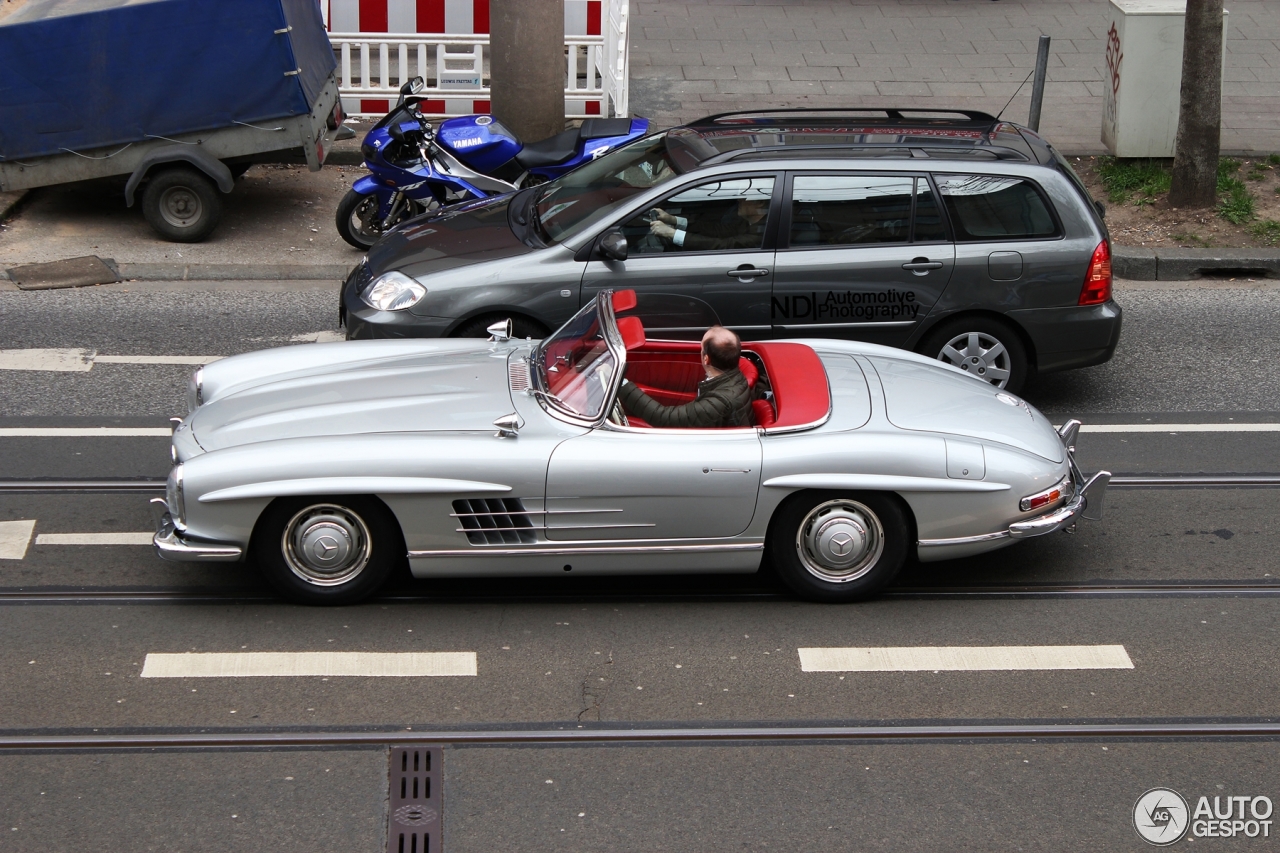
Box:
left=453, top=523, right=656, bottom=533
left=449, top=508, right=624, bottom=517
left=765, top=473, right=1010, bottom=493
left=408, top=542, right=764, bottom=558
left=199, top=477, right=511, bottom=503
left=918, top=530, right=1011, bottom=548
left=153, top=513, right=243, bottom=562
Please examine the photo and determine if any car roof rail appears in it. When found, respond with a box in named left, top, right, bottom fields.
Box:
left=704, top=144, right=1031, bottom=165
left=690, top=107, right=1000, bottom=125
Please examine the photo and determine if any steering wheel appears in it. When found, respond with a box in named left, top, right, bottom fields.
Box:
left=607, top=399, right=629, bottom=427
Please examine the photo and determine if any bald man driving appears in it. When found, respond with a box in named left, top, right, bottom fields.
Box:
left=617, top=326, right=753, bottom=428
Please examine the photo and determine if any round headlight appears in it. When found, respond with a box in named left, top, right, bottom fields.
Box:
left=360, top=271, right=426, bottom=311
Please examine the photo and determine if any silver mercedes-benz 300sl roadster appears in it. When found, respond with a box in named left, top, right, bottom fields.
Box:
left=154, top=288, right=1109, bottom=605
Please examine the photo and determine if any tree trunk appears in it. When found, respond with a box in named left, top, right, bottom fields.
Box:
left=1168, top=0, right=1224, bottom=209
left=489, top=0, right=565, bottom=143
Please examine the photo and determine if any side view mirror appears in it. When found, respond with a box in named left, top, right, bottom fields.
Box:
left=488, top=318, right=514, bottom=342
left=598, top=229, right=628, bottom=262
left=396, top=76, right=425, bottom=106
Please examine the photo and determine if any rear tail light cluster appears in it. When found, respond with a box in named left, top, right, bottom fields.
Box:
left=1020, top=475, right=1071, bottom=513
left=1079, top=240, right=1112, bottom=305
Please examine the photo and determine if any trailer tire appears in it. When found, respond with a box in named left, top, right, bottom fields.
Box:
left=142, top=167, right=223, bottom=243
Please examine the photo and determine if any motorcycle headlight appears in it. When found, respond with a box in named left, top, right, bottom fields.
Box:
left=166, top=464, right=187, bottom=531
left=360, top=271, right=426, bottom=311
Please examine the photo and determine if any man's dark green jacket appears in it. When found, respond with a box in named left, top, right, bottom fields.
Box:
left=617, top=368, right=753, bottom=428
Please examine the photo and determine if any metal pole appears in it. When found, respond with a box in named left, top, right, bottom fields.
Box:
left=489, top=0, right=566, bottom=142
left=1027, top=34, right=1051, bottom=131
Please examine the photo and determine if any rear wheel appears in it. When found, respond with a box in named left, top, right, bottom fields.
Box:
left=768, top=491, right=909, bottom=602
left=918, top=316, right=1030, bottom=394
left=251, top=495, right=404, bottom=605
left=141, top=167, right=223, bottom=243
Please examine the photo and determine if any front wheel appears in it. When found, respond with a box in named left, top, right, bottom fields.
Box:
left=768, top=491, right=910, bottom=602
left=335, top=189, right=383, bottom=249
left=250, top=495, right=405, bottom=605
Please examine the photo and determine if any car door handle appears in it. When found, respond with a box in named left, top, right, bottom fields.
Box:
left=902, top=259, right=943, bottom=272
left=727, top=267, right=769, bottom=279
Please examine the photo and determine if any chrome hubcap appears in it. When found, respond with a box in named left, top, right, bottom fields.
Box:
left=159, top=187, right=202, bottom=228
left=795, top=500, right=884, bottom=583
left=938, top=331, right=1012, bottom=388
left=281, top=504, right=372, bottom=586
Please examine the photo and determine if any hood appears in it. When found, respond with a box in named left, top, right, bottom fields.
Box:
left=190, top=346, right=515, bottom=452
left=871, top=356, right=1064, bottom=462
left=366, top=194, right=531, bottom=278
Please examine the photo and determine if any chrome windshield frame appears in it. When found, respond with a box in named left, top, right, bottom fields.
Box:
left=530, top=290, right=628, bottom=429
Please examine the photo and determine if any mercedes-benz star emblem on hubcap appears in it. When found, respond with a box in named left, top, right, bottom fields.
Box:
left=314, top=536, right=340, bottom=560
left=829, top=532, right=855, bottom=556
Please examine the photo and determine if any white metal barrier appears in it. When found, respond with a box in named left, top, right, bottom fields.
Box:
left=329, top=1, right=630, bottom=119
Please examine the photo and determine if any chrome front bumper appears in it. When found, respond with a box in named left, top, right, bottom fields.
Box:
left=153, top=511, right=243, bottom=563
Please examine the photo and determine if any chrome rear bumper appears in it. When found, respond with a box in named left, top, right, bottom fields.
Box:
left=153, top=512, right=243, bottom=562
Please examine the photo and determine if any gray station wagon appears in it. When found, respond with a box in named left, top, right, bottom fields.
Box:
left=342, top=108, right=1121, bottom=393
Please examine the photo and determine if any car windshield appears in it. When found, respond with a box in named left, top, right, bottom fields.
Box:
left=533, top=298, right=618, bottom=421
left=533, top=133, right=683, bottom=243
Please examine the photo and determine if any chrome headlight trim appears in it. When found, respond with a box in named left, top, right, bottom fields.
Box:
left=360, top=271, right=427, bottom=311
left=186, top=366, right=204, bottom=414
left=167, top=465, right=187, bottom=531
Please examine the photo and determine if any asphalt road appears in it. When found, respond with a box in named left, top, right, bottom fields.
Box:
left=2, top=278, right=1279, bottom=851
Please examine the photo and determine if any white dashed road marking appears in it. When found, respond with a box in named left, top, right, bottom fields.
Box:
left=798, top=645, right=1134, bottom=672
left=0, top=520, right=36, bottom=560
left=35, top=532, right=153, bottom=546
left=0, top=349, right=95, bottom=372
left=93, top=355, right=220, bottom=365
left=0, top=427, right=173, bottom=436
left=140, top=652, right=478, bottom=678
left=1080, top=424, right=1280, bottom=433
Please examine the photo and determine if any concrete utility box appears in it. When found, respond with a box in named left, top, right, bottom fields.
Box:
left=1101, top=0, right=1228, bottom=158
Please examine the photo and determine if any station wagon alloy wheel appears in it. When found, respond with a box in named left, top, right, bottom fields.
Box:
left=796, top=500, right=885, bottom=583
left=282, top=504, right=373, bottom=586
left=938, top=331, right=1012, bottom=388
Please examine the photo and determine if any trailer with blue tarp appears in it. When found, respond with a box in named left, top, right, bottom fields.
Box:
left=0, top=0, right=346, bottom=241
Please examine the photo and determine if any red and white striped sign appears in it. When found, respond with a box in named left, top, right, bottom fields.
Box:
left=328, top=0, right=603, bottom=115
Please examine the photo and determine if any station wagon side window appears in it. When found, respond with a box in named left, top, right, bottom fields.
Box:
left=786, top=175, right=948, bottom=248
left=933, top=174, right=1059, bottom=241
left=616, top=176, right=776, bottom=255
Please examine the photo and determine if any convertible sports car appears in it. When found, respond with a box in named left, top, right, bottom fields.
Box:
left=154, top=289, right=1109, bottom=605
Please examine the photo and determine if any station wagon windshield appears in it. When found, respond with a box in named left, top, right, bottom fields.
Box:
left=533, top=133, right=682, bottom=243
left=533, top=299, right=618, bottom=420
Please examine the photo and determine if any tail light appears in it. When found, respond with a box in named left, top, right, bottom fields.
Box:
left=1079, top=240, right=1112, bottom=305
left=1020, top=475, right=1071, bottom=513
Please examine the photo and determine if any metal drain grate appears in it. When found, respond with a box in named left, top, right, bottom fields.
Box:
left=387, top=745, right=443, bottom=853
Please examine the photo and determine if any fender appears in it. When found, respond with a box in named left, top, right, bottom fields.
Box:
left=351, top=174, right=382, bottom=195
left=124, top=144, right=234, bottom=207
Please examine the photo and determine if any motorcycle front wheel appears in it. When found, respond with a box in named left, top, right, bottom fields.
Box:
left=335, top=189, right=383, bottom=250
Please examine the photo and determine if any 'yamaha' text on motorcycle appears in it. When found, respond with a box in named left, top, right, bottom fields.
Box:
left=335, top=77, right=650, bottom=249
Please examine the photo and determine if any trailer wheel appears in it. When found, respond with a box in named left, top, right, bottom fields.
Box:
left=142, top=167, right=223, bottom=243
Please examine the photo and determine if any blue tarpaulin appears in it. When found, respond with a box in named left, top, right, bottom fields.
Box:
left=0, top=0, right=337, bottom=161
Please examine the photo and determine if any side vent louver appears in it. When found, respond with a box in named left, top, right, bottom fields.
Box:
left=452, top=498, right=538, bottom=545
left=508, top=359, right=530, bottom=393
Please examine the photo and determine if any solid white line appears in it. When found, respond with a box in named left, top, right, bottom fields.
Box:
left=798, top=645, right=1134, bottom=672
left=0, top=520, right=36, bottom=560
left=1080, top=424, right=1280, bottom=433
left=0, top=349, right=95, bottom=372
left=93, top=355, right=221, bottom=365
left=35, top=532, right=153, bottom=546
left=0, top=428, right=173, bottom=437
left=140, top=652, right=479, bottom=678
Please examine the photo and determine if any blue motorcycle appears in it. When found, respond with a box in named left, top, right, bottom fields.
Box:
left=335, top=77, right=651, bottom=249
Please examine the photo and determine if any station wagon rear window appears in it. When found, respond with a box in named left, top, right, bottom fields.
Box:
left=933, top=174, right=1057, bottom=241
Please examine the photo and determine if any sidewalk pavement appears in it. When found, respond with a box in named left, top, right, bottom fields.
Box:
left=628, top=0, right=1280, bottom=155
